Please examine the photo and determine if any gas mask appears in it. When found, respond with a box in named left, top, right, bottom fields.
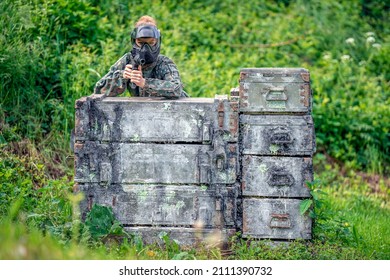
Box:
left=130, top=25, right=161, bottom=67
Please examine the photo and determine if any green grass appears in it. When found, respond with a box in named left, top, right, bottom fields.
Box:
left=323, top=174, right=389, bottom=259
left=311, top=154, right=390, bottom=259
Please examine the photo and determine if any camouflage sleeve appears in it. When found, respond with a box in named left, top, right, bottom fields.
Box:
left=93, top=54, right=130, bottom=97
left=140, top=57, right=183, bottom=98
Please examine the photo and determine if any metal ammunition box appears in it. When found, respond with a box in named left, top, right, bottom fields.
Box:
left=238, top=68, right=315, bottom=241
left=239, top=68, right=311, bottom=114
left=242, top=198, right=312, bottom=239
left=240, top=114, right=315, bottom=156
left=77, top=183, right=236, bottom=228
left=241, top=156, right=312, bottom=197
left=74, top=95, right=239, bottom=244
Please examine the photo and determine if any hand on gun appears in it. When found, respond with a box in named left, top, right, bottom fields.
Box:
left=123, top=65, right=145, bottom=88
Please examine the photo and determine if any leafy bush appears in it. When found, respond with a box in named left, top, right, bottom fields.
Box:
left=1, top=0, right=388, bottom=174
left=0, top=146, right=74, bottom=238
left=84, top=204, right=129, bottom=240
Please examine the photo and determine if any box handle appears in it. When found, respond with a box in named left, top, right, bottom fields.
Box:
left=265, top=86, right=288, bottom=101
left=270, top=127, right=294, bottom=144
left=267, top=171, right=295, bottom=187
left=216, top=154, right=226, bottom=171
left=269, top=213, right=292, bottom=229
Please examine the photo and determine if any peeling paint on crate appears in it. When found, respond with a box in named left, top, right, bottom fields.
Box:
left=258, top=164, right=268, bottom=174
left=269, top=144, right=280, bottom=154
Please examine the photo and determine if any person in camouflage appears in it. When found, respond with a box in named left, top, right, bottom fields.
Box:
left=94, top=16, right=188, bottom=98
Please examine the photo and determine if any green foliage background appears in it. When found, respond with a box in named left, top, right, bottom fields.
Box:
left=0, top=0, right=389, bottom=260
left=0, top=0, right=388, bottom=173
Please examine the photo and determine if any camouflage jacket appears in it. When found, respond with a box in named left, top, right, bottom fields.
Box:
left=94, top=53, right=188, bottom=98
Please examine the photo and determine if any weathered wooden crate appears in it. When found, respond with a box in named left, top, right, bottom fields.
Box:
left=241, top=156, right=312, bottom=198
left=242, top=198, right=312, bottom=239
left=240, top=114, right=315, bottom=156
left=239, top=68, right=311, bottom=114
left=74, top=68, right=316, bottom=244
left=77, top=183, right=237, bottom=228
left=74, top=94, right=239, bottom=244
left=74, top=142, right=237, bottom=185
left=238, top=68, right=315, bottom=241
left=75, top=96, right=238, bottom=143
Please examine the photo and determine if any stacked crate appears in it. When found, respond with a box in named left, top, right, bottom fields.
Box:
left=74, top=95, right=239, bottom=245
left=236, top=68, right=315, bottom=240
left=73, top=68, right=317, bottom=244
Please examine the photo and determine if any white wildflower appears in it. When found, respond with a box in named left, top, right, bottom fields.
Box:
left=366, top=36, right=375, bottom=43
left=341, top=54, right=351, bottom=61
left=323, top=53, right=332, bottom=60
left=365, top=32, right=375, bottom=37
left=345, top=38, right=355, bottom=45
left=372, top=43, right=381, bottom=49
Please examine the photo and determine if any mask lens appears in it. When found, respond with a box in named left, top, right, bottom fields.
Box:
left=148, top=42, right=159, bottom=51
left=136, top=38, right=157, bottom=46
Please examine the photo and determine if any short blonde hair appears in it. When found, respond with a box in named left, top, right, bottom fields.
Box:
left=135, top=15, right=157, bottom=27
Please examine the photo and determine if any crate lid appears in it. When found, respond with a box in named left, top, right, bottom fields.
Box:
left=240, top=68, right=310, bottom=83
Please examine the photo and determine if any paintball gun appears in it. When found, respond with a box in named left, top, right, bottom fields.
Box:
left=129, top=51, right=146, bottom=92
left=132, top=51, right=146, bottom=70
